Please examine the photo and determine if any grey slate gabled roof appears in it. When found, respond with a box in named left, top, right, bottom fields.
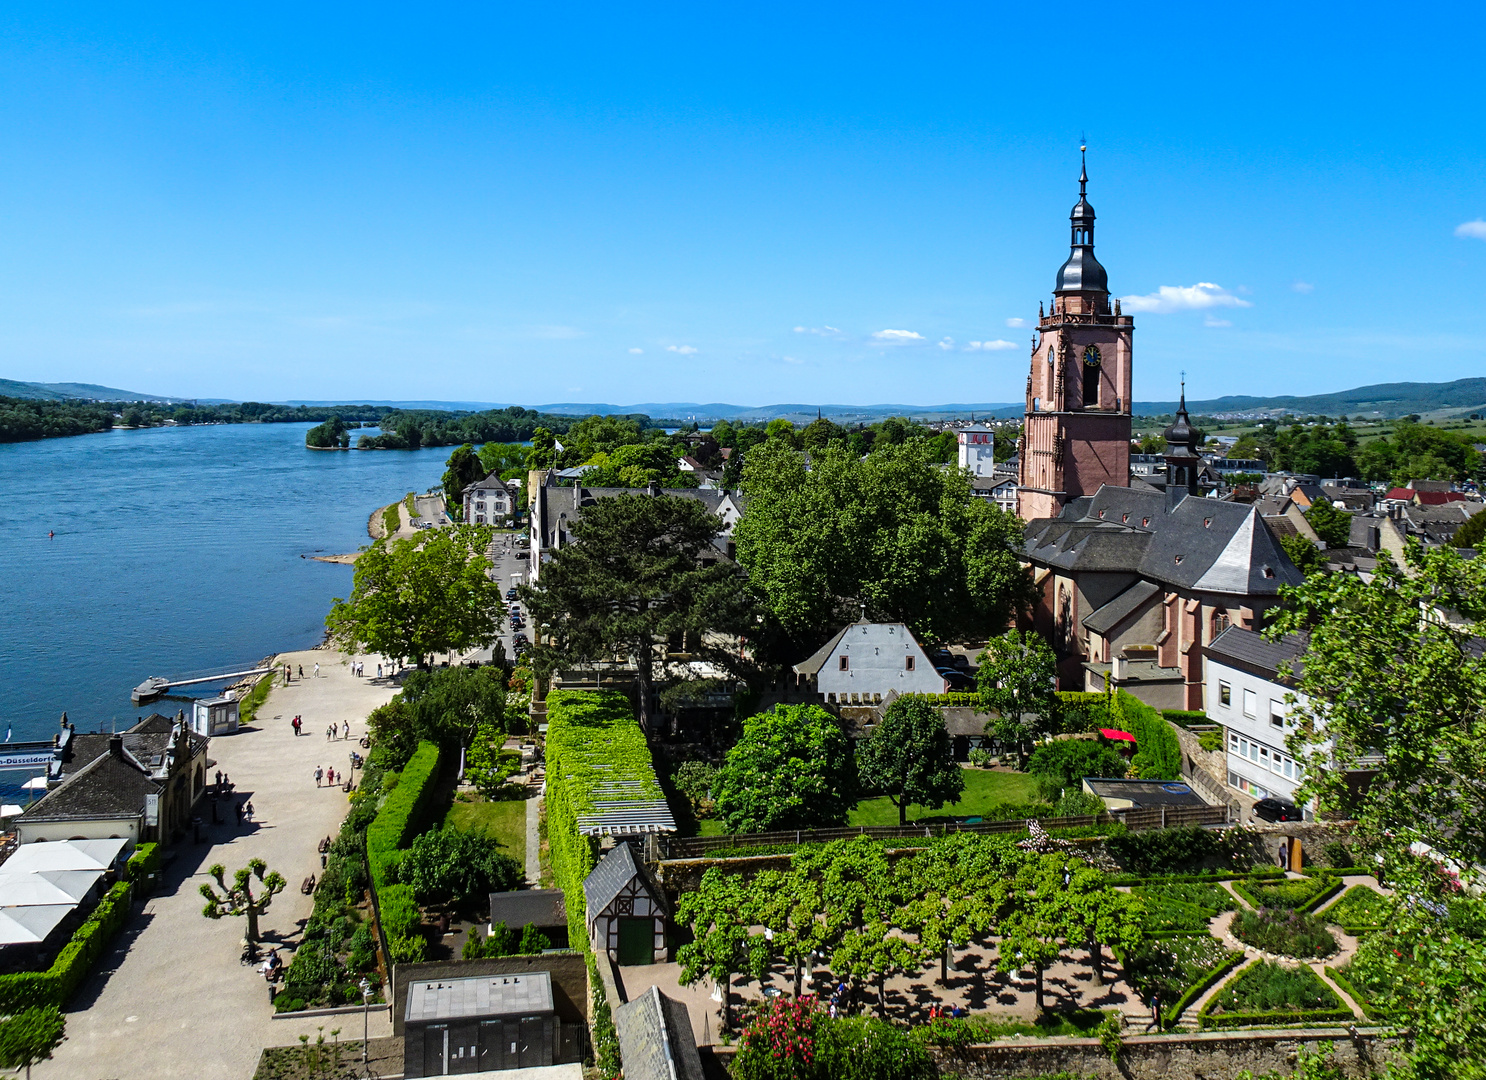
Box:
left=793, top=624, right=854, bottom=677
left=1205, top=626, right=1307, bottom=682
left=613, top=986, right=705, bottom=1080
left=19, top=749, right=159, bottom=823
left=1082, top=580, right=1160, bottom=635
left=582, top=842, right=665, bottom=919
left=1024, top=485, right=1302, bottom=597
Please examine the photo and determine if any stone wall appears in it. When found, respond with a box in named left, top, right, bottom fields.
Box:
left=927, top=1029, right=1390, bottom=1079
left=1171, top=720, right=1245, bottom=817
left=1243, top=820, right=1359, bottom=869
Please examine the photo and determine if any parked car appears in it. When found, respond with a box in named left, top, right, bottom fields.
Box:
left=937, top=667, right=975, bottom=691
left=505, top=589, right=518, bottom=601
left=1252, top=797, right=1301, bottom=823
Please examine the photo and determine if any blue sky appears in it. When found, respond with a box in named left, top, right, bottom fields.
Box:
left=1, top=2, right=1484, bottom=407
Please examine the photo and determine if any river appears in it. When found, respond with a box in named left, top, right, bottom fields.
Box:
left=0, top=423, right=451, bottom=774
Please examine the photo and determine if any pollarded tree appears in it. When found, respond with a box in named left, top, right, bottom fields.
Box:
left=326, top=525, right=502, bottom=669
left=994, top=852, right=1072, bottom=1014
left=519, top=493, right=760, bottom=732
left=857, top=695, right=965, bottom=825
left=711, top=705, right=858, bottom=833
left=0, top=1006, right=65, bottom=1080
left=200, top=858, right=287, bottom=945
left=1061, top=859, right=1144, bottom=988
left=977, top=629, right=1060, bottom=767
left=899, top=833, right=1016, bottom=985
left=748, top=866, right=829, bottom=998
left=676, top=868, right=760, bottom=1030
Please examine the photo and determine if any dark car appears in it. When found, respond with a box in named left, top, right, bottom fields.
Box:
left=937, top=667, right=975, bottom=691
left=1252, top=797, right=1301, bottom=823
left=505, top=589, right=518, bottom=600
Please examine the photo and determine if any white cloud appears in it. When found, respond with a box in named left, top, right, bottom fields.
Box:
left=666, top=345, right=698, bottom=355
left=1119, top=282, right=1253, bottom=314
left=964, top=339, right=1018, bottom=351
left=1204, top=317, right=1233, bottom=328
left=1291, top=281, right=1314, bottom=294
left=938, top=337, right=955, bottom=350
left=627, top=347, right=643, bottom=354
left=793, top=325, right=842, bottom=336
left=782, top=355, right=804, bottom=365
left=1455, top=220, right=1486, bottom=240
left=1005, top=317, right=1026, bottom=328
left=871, top=329, right=925, bottom=342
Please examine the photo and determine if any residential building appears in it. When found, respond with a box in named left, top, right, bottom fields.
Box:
left=1017, top=153, right=1135, bottom=520
left=956, top=423, right=997, bottom=477
left=970, top=473, right=1019, bottom=514
left=17, top=714, right=209, bottom=846
left=1023, top=393, right=1304, bottom=709
left=792, top=620, right=946, bottom=704
left=1203, top=626, right=1312, bottom=813
left=462, top=476, right=516, bottom=525
left=527, top=473, right=745, bottom=583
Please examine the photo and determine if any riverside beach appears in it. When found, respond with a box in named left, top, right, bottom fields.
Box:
left=46, top=650, right=399, bottom=1080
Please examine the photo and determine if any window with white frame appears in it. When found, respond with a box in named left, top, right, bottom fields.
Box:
left=1219, top=681, right=1232, bottom=708
left=1270, top=700, right=1285, bottom=728
left=1243, top=688, right=1257, bottom=718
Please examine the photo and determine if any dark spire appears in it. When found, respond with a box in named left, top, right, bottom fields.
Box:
left=1054, top=143, right=1108, bottom=296
left=1163, top=375, right=1202, bottom=508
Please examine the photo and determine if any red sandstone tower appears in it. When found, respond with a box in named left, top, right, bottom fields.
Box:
left=1016, top=150, right=1134, bottom=521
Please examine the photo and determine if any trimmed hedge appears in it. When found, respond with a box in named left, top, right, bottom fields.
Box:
left=545, top=689, right=661, bottom=944
left=1109, top=869, right=1287, bottom=887
left=1114, top=691, right=1183, bottom=779
left=1199, top=959, right=1347, bottom=1029
left=1233, top=874, right=1340, bottom=913
left=366, top=740, right=441, bottom=889
left=125, top=843, right=161, bottom=888
left=1326, top=963, right=1392, bottom=1022
left=1163, top=947, right=1247, bottom=1029
left=0, top=880, right=133, bottom=1011
left=1322, top=884, right=1393, bottom=934
left=1162, top=710, right=1211, bottom=729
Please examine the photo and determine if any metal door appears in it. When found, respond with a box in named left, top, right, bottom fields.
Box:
left=423, top=1025, right=449, bottom=1076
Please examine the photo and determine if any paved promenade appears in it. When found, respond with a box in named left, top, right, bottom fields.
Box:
left=46, top=650, right=398, bottom=1080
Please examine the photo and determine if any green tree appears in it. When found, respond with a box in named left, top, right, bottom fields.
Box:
left=856, top=695, right=964, bottom=825
left=799, top=416, right=844, bottom=451
left=1302, top=497, right=1352, bottom=548
left=401, top=827, right=523, bottom=906
left=734, top=441, right=1034, bottom=644
left=306, top=415, right=348, bottom=448
left=994, top=853, right=1075, bottom=1013
left=0, top=1006, right=66, bottom=1080
left=672, top=760, right=717, bottom=815
left=712, top=705, right=858, bottom=832
left=748, top=865, right=829, bottom=997
left=477, top=441, right=528, bottom=480
left=1279, top=533, right=1326, bottom=575
left=1026, top=739, right=1129, bottom=801
left=1271, top=542, right=1486, bottom=1079
left=200, top=858, right=287, bottom=944
left=524, top=426, right=557, bottom=471
left=1453, top=509, right=1486, bottom=549
left=976, top=629, right=1060, bottom=766
left=676, top=869, right=759, bottom=1029
left=900, top=833, right=1012, bottom=984
left=441, top=443, right=485, bottom=520
left=326, top=525, right=503, bottom=669
left=1061, top=859, right=1144, bottom=987
left=520, top=493, right=758, bottom=731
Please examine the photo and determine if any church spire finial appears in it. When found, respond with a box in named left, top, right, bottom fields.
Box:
left=1079, top=135, right=1088, bottom=194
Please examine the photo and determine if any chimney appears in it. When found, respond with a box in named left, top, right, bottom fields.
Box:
left=109, top=734, right=124, bottom=758
left=1113, top=656, right=1129, bottom=682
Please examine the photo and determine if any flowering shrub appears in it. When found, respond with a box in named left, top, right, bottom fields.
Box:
left=1231, top=907, right=1338, bottom=958
left=734, top=996, right=820, bottom=1080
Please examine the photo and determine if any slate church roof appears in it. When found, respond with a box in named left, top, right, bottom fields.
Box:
left=1024, top=485, right=1303, bottom=596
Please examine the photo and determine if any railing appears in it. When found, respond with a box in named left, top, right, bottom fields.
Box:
left=1039, top=312, right=1133, bottom=328
left=659, top=804, right=1229, bottom=860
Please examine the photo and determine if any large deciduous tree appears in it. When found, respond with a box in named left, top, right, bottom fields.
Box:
left=711, top=704, right=858, bottom=833
left=1272, top=541, right=1486, bottom=1080
left=326, top=525, right=502, bottom=669
left=520, top=493, right=758, bottom=731
left=733, top=440, right=1034, bottom=646
left=856, top=695, right=964, bottom=825
left=442, top=443, right=486, bottom=520
left=976, top=629, right=1060, bottom=767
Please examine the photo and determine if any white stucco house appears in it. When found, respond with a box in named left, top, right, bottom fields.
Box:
left=462, top=476, right=515, bottom=525
left=1203, top=626, right=1311, bottom=812
left=792, top=620, right=946, bottom=704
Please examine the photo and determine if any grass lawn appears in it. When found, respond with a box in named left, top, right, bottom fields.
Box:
left=444, top=795, right=527, bottom=866
left=848, top=768, right=1040, bottom=826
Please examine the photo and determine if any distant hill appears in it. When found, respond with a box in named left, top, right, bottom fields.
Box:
left=1133, top=378, right=1486, bottom=419
left=535, top=401, right=1022, bottom=423
left=0, top=379, right=184, bottom=403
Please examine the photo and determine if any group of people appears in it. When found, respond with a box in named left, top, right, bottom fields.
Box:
left=314, top=765, right=342, bottom=788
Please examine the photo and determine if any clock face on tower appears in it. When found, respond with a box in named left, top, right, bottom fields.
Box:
left=1083, top=344, right=1101, bottom=367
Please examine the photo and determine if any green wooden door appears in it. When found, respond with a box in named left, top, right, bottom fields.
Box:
left=617, top=918, right=653, bottom=965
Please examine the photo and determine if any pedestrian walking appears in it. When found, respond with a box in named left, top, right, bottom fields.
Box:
left=377, top=663, right=382, bottom=678
left=215, top=769, right=223, bottom=788
left=327, top=767, right=336, bottom=786
left=244, top=801, right=254, bottom=821
left=298, top=665, right=304, bottom=678
left=342, top=720, right=350, bottom=740
left=314, top=662, right=320, bottom=678
left=315, top=766, right=323, bottom=787
left=326, top=725, right=333, bottom=742
left=234, top=801, right=243, bottom=823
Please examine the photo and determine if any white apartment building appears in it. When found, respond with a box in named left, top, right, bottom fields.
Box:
left=463, top=476, right=516, bottom=524
left=1204, top=626, right=1311, bottom=813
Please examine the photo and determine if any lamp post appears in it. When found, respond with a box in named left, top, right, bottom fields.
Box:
left=359, top=977, right=372, bottom=1069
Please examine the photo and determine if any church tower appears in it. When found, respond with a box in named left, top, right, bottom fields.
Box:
left=1016, top=150, right=1134, bottom=520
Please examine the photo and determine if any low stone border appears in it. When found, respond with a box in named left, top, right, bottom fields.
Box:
left=271, top=1002, right=390, bottom=1021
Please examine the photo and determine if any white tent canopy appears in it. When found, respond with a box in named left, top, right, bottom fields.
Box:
left=20, top=776, right=48, bottom=791
left=1, top=838, right=127, bottom=875
left=0, top=906, right=72, bottom=946
left=0, top=871, right=100, bottom=908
